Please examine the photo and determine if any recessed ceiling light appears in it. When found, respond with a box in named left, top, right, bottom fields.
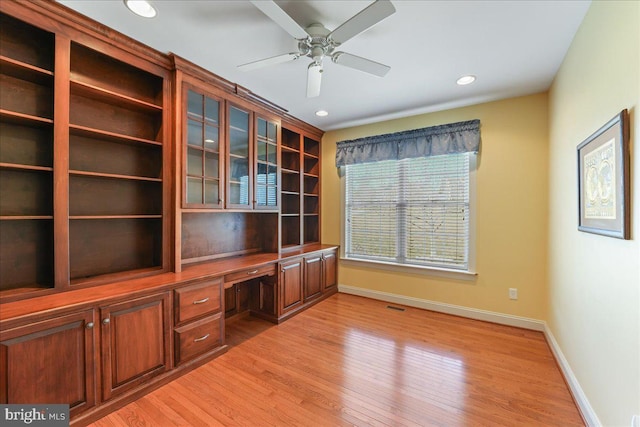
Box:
left=456, top=75, right=476, bottom=86
left=315, top=110, right=329, bottom=117
left=124, top=0, right=157, bottom=18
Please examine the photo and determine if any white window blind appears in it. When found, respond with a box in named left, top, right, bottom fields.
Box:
left=345, top=152, right=471, bottom=270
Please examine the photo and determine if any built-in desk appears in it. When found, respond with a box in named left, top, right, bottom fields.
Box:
left=0, top=244, right=337, bottom=324
left=0, top=244, right=338, bottom=426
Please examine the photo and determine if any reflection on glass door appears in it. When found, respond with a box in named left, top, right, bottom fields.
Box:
left=185, top=89, right=222, bottom=207
left=255, top=116, right=278, bottom=209
left=228, top=105, right=251, bottom=207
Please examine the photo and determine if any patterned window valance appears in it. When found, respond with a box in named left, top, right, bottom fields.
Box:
left=335, top=119, right=481, bottom=167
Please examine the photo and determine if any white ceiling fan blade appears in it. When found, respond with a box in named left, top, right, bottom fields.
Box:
left=250, top=0, right=309, bottom=40
left=328, top=0, right=396, bottom=45
left=307, top=62, right=323, bottom=98
left=332, top=52, right=390, bottom=77
left=238, top=52, right=300, bottom=71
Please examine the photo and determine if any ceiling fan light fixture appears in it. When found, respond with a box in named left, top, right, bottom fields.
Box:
left=315, top=110, right=329, bottom=117
left=124, top=0, right=157, bottom=18
left=307, top=62, right=323, bottom=98
left=456, top=75, right=476, bottom=86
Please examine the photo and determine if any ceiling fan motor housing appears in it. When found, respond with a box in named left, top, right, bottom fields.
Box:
left=303, top=23, right=334, bottom=62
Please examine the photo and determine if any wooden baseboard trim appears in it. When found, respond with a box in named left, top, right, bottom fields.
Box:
left=337, top=284, right=600, bottom=427
left=543, top=324, right=601, bottom=427
left=338, top=284, right=545, bottom=330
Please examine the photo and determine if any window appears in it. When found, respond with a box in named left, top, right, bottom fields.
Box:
left=344, top=152, right=473, bottom=271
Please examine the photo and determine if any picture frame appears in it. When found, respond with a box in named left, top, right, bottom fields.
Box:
left=577, top=109, right=630, bottom=239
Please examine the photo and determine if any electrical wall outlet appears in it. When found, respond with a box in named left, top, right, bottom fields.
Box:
left=509, top=288, right=518, bottom=300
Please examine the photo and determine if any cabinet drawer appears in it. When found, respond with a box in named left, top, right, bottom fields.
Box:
left=224, top=263, right=276, bottom=286
left=175, top=279, right=222, bottom=324
left=174, top=314, right=222, bottom=365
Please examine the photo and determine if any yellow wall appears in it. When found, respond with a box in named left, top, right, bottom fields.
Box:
left=321, top=93, right=549, bottom=320
left=548, top=1, right=640, bottom=425
left=321, top=3, right=639, bottom=423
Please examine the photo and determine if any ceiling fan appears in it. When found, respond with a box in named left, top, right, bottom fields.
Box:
left=239, top=0, right=396, bottom=98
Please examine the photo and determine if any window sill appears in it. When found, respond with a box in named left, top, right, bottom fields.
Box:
left=339, top=257, right=477, bottom=281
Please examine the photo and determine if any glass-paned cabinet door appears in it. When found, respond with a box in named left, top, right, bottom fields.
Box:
left=255, top=116, right=279, bottom=210
left=227, top=105, right=251, bottom=208
left=184, top=88, right=223, bottom=208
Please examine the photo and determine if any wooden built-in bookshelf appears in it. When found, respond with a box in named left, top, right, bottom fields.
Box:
left=0, top=7, right=171, bottom=300
left=0, top=3, right=332, bottom=425
left=0, top=2, right=323, bottom=299
left=0, top=13, right=55, bottom=296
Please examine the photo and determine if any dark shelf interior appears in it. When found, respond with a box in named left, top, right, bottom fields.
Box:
left=69, top=218, right=162, bottom=281
left=0, top=219, right=53, bottom=291
left=69, top=175, right=162, bottom=217
left=0, top=121, right=52, bottom=168
left=0, top=168, right=52, bottom=216
left=281, top=128, right=300, bottom=151
left=70, top=132, right=162, bottom=179
left=0, top=73, right=53, bottom=119
left=70, top=93, right=162, bottom=142
left=70, top=42, right=163, bottom=107
left=181, top=212, right=278, bottom=262
left=281, top=215, right=301, bottom=247
left=282, top=193, right=300, bottom=216
left=304, top=216, right=319, bottom=244
left=304, top=137, right=319, bottom=157
left=0, top=14, right=54, bottom=72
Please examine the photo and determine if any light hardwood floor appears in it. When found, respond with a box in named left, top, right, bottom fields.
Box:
left=90, top=293, right=584, bottom=426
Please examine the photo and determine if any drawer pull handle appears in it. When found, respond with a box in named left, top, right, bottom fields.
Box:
left=247, top=269, right=259, bottom=275
left=194, top=334, right=210, bottom=342
left=192, top=297, right=210, bottom=305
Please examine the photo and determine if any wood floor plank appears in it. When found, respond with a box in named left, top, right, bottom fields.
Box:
left=89, top=293, right=584, bottom=426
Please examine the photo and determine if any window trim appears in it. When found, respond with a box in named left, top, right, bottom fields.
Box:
left=339, top=257, right=477, bottom=281
left=340, top=154, right=477, bottom=279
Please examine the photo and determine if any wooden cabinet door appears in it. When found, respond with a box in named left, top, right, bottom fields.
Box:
left=0, top=310, right=97, bottom=417
left=254, top=114, right=279, bottom=210
left=224, top=281, right=252, bottom=318
left=279, top=258, right=303, bottom=315
left=226, top=103, right=253, bottom=209
left=303, top=254, right=322, bottom=301
left=100, top=292, right=171, bottom=401
left=256, top=275, right=277, bottom=317
left=322, top=250, right=337, bottom=291
left=183, top=86, right=225, bottom=208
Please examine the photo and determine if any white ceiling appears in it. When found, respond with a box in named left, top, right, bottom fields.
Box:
left=58, top=0, right=590, bottom=131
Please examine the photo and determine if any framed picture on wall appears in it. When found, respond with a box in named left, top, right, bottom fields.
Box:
left=577, top=109, right=630, bottom=239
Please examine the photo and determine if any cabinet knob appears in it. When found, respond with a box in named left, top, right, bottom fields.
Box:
left=102, top=318, right=110, bottom=325
left=86, top=322, right=94, bottom=329
left=192, top=297, right=209, bottom=305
